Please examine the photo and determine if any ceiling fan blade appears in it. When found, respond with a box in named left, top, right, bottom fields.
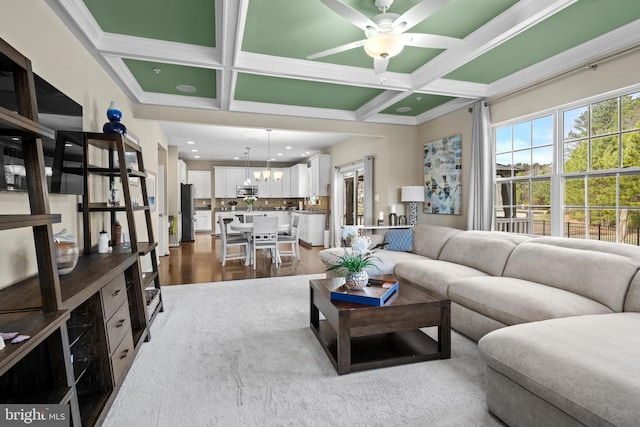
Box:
left=393, top=0, right=448, bottom=32
left=306, top=39, right=366, bottom=60
left=401, top=33, right=464, bottom=50
left=373, top=57, right=389, bottom=75
left=321, top=0, right=379, bottom=32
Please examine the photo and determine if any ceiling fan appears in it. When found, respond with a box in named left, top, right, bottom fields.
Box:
left=307, top=0, right=463, bottom=75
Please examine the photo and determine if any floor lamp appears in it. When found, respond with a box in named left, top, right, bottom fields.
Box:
left=401, top=186, right=425, bottom=225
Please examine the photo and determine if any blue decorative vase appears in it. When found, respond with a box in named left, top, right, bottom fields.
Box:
left=103, top=101, right=127, bottom=135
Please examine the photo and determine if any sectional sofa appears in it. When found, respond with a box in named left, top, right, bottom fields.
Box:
left=318, top=224, right=640, bottom=427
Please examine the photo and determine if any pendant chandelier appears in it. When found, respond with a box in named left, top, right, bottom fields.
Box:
left=254, top=129, right=283, bottom=182
left=243, top=147, right=252, bottom=185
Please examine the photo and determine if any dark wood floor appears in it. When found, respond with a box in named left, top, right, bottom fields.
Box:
left=158, top=232, right=327, bottom=285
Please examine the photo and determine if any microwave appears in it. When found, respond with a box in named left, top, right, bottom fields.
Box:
left=236, top=185, right=258, bottom=198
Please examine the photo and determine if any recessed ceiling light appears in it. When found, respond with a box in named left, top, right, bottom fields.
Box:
left=11, top=137, right=19, bottom=141
left=194, top=155, right=200, bottom=159
left=65, top=143, right=72, bottom=147
left=396, top=106, right=412, bottom=113
left=187, top=141, right=195, bottom=145
left=277, top=153, right=283, bottom=156
left=176, top=84, right=197, bottom=93
left=191, top=149, right=198, bottom=152
left=233, top=156, right=239, bottom=160
left=285, top=146, right=292, bottom=150
left=305, top=152, right=310, bottom=155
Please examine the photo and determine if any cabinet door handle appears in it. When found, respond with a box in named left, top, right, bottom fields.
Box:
left=116, top=319, right=126, bottom=328
left=120, top=348, right=130, bottom=359
left=112, top=289, right=122, bottom=297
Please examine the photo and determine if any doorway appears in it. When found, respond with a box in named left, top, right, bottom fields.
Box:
left=343, top=169, right=364, bottom=226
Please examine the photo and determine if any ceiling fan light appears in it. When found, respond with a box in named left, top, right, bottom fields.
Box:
left=364, top=33, right=403, bottom=59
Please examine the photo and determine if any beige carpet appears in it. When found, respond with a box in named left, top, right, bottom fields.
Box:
left=103, top=274, right=503, bottom=427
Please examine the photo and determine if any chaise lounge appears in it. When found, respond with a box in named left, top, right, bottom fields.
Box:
left=319, top=225, right=640, bottom=426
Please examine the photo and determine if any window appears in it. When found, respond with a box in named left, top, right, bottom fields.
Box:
left=494, top=115, right=553, bottom=235
left=494, top=89, right=640, bottom=243
left=562, top=91, right=640, bottom=243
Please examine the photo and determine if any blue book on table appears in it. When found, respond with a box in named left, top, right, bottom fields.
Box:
left=330, top=280, right=399, bottom=306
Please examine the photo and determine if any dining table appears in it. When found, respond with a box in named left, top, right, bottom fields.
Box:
left=229, top=222, right=291, bottom=266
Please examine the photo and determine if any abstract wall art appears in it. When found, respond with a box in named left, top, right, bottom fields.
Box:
left=424, top=134, right=462, bottom=215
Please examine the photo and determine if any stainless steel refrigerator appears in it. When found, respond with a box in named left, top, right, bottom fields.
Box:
left=181, top=183, right=196, bottom=241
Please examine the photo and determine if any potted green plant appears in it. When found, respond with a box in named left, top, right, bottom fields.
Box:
left=327, top=249, right=380, bottom=290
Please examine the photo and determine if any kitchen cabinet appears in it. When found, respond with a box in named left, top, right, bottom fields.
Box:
left=188, top=170, right=211, bottom=199
left=308, top=154, right=330, bottom=197
left=214, top=167, right=243, bottom=198
left=179, top=160, right=188, bottom=184
left=294, top=212, right=326, bottom=246
left=289, top=164, right=309, bottom=197
left=257, top=168, right=285, bottom=198
left=195, top=210, right=212, bottom=232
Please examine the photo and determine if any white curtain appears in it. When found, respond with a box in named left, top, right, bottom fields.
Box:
left=467, top=100, right=494, bottom=231
left=331, top=167, right=344, bottom=247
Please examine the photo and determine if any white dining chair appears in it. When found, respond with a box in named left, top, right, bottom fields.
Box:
left=251, top=216, right=280, bottom=270
left=219, top=216, right=250, bottom=266
left=278, top=215, right=300, bottom=260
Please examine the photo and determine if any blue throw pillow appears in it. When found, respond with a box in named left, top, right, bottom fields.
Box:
left=385, top=229, right=413, bottom=252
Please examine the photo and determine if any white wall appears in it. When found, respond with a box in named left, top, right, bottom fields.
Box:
left=416, top=108, right=473, bottom=230
left=0, top=2, right=168, bottom=288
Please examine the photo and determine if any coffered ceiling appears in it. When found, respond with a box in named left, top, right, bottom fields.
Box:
left=45, top=0, right=640, bottom=161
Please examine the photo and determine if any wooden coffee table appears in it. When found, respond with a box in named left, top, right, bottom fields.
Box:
left=309, top=275, right=451, bottom=375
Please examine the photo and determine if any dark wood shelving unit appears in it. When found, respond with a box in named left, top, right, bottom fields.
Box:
left=0, top=37, right=161, bottom=426
left=0, top=36, right=81, bottom=425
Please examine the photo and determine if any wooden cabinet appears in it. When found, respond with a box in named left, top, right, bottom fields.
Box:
left=188, top=170, right=211, bottom=199
left=308, top=154, right=330, bottom=197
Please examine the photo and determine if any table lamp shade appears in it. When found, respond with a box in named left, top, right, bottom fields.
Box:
left=401, top=186, right=425, bottom=202
left=401, top=186, right=425, bottom=225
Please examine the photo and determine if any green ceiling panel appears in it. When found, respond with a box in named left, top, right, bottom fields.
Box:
left=123, top=59, right=216, bottom=98
left=381, top=93, right=455, bottom=116
left=82, top=0, right=215, bottom=47
left=234, top=73, right=383, bottom=111
left=445, top=0, right=640, bottom=83
left=242, top=0, right=518, bottom=74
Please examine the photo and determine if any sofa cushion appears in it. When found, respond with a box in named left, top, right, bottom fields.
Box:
left=449, top=276, right=613, bottom=326
left=478, top=313, right=640, bottom=426
left=394, top=259, right=488, bottom=299
left=384, top=228, right=413, bottom=251
left=411, top=224, right=462, bottom=259
left=438, top=231, right=527, bottom=277
left=503, top=242, right=639, bottom=312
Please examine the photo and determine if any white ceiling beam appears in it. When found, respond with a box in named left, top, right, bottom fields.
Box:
left=99, top=34, right=220, bottom=68
left=415, top=97, right=478, bottom=124
left=230, top=100, right=358, bottom=122
left=218, top=0, right=244, bottom=110
left=235, top=52, right=411, bottom=91
left=411, top=0, right=578, bottom=89
left=419, top=79, right=489, bottom=99
left=355, top=90, right=412, bottom=121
